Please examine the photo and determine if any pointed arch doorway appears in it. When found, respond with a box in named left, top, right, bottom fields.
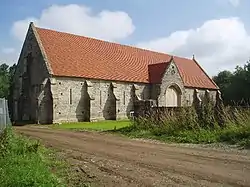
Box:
left=165, top=85, right=181, bottom=107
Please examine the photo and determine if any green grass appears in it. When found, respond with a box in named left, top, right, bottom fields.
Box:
left=0, top=128, right=74, bottom=187
left=52, top=120, right=131, bottom=131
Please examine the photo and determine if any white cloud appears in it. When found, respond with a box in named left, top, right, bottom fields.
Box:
left=228, top=0, right=240, bottom=7
left=137, top=17, right=250, bottom=76
left=11, top=4, right=135, bottom=42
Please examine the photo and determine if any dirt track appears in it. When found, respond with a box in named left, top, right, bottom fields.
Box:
left=15, top=126, right=250, bottom=187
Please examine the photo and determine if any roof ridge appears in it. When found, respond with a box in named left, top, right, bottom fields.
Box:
left=35, top=26, right=193, bottom=62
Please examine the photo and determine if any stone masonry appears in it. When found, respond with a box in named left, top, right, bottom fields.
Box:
left=51, top=77, right=150, bottom=123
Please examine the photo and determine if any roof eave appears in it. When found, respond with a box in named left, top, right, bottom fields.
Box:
left=184, top=85, right=219, bottom=90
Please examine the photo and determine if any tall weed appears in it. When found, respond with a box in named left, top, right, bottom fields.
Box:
left=121, top=103, right=250, bottom=147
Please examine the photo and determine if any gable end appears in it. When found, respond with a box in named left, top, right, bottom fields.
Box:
left=30, top=22, right=53, bottom=75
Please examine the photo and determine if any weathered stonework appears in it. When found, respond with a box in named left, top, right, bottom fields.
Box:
left=12, top=23, right=51, bottom=124
left=50, top=77, right=149, bottom=123
left=48, top=74, right=217, bottom=123
left=184, top=88, right=216, bottom=106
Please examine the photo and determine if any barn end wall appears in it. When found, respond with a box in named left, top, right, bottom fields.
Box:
left=51, top=76, right=150, bottom=123
left=12, top=23, right=52, bottom=124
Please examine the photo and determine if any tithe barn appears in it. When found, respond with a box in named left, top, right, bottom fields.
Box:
left=12, top=22, right=218, bottom=124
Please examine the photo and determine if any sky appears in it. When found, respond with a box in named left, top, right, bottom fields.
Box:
left=0, top=0, right=250, bottom=76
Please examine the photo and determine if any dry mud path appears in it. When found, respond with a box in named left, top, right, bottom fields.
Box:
left=15, top=126, right=250, bottom=187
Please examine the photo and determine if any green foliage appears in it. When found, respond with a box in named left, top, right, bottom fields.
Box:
left=219, top=125, right=250, bottom=148
left=213, top=61, right=250, bottom=106
left=0, top=63, right=16, bottom=99
left=0, top=63, right=16, bottom=121
left=0, top=128, right=65, bottom=187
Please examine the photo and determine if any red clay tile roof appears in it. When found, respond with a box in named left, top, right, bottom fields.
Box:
left=35, top=26, right=218, bottom=89
left=148, top=62, right=170, bottom=84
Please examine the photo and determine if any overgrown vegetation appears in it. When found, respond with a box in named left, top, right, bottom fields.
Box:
left=116, top=106, right=250, bottom=148
left=0, top=128, right=76, bottom=187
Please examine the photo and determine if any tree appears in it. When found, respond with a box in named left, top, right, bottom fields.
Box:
left=0, top=63, right=16, bottom=98
left=213, top=60, right=250, bottom=106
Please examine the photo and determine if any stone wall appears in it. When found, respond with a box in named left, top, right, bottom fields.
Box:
left=51, top=76, right=150, bottom=123
left=12, top=23, right=51, bottom=123
left=184, top=88, right=217, bottom=106
left=50, top=76, right=217, bottom=123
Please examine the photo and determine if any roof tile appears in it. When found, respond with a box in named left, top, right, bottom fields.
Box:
left=35, top=27, right=218, bottom=89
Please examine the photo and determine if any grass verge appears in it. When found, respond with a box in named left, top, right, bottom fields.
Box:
left=52, top=120, right=130, bottom=131
left=0, top=128, right=89, bottom=187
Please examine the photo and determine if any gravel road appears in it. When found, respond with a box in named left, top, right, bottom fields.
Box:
left=15, top=126, right=250, bottom=187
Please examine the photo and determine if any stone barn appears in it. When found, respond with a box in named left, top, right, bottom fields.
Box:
left=12, top=22, right=219, bottom=124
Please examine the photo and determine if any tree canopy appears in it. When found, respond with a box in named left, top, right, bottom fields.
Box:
left=0, top=63, right=16, bottom=99
left=213, top=61, right=250, bottom=106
